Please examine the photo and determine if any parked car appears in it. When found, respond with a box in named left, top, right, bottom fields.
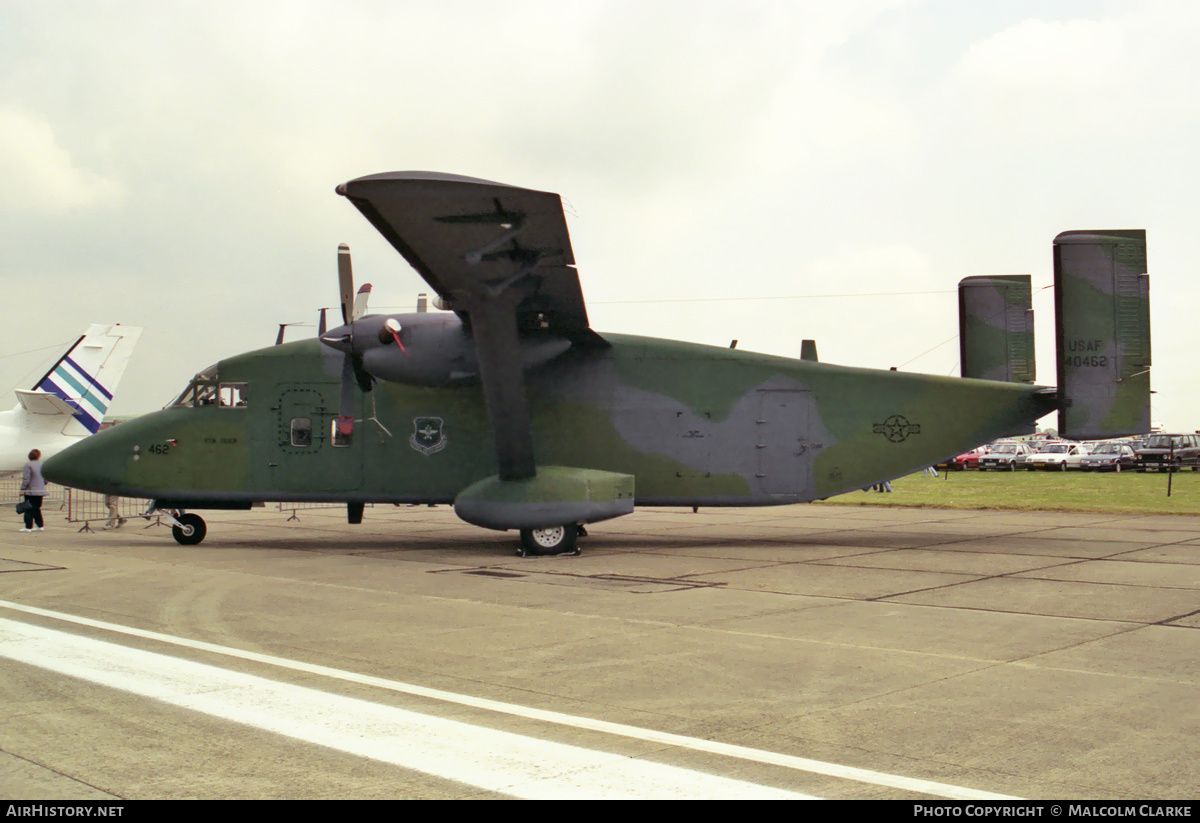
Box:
left=1026, top=442, right=1091, bottom=471
left=1012, top=443, right=1051, bottom=470
left=1080, top=442, right=1138, bottom=472
left=1135, top=434, right=1200, bottom=472
left=978, top=442, right=1034, bottom=471
left=938, top=446, right=988, bottom=471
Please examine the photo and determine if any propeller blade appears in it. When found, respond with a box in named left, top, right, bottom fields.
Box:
left=318, top=307, right=327, bottom=336
left=352, top=354, right=375, bottom=392
left=352, top=283, right=372, bottom=321
left=338, top=243, right=354, bottom=325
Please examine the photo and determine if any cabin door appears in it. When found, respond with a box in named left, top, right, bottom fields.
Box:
left=270, top=385, right=362, bottom=495
left=755, top=389, right=811, bottom=496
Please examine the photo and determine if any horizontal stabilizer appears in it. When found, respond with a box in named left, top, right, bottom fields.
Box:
left=958, top=275, right=1034, bottom=382
left=15, top=390, right=78, bottom=417
left=1055, top=230, right=1150, bottom=439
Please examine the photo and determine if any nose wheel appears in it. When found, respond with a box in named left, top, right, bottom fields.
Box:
left=519, top=524, right=580, bottom=556
left=170, top=512, right=207, bottom=545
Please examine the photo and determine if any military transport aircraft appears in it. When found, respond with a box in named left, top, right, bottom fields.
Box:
left=0, top=324, right=141, bottom=471
left=42, top=173, right=1150, bottom=554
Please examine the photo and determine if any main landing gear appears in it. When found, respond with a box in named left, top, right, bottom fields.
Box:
left=517, top=524, right=585, bottom=557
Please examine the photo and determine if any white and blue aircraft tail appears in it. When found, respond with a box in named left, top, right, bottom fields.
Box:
left=0, top=324, right=142, bottom=471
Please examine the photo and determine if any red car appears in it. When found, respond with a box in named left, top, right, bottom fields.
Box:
left=940, top=446, right=988, bottom=470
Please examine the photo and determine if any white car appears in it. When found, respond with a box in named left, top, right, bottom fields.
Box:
left=1025, top=442, right=1091, bottom=471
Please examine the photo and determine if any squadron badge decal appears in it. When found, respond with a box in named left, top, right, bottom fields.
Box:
left=409, top=417, right=447, bottom=456
left=873, top=414, right=921, bottom=443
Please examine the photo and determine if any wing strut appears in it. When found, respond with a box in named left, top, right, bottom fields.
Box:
left=460, top=289, right=536, bottom=481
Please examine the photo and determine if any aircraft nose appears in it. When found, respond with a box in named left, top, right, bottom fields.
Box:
left=43, top=435, right=114, bottom=493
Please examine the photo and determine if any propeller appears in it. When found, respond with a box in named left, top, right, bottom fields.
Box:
left=319, top=244, right=421, bottom=435
left=320, top=243, right=375, bottom=436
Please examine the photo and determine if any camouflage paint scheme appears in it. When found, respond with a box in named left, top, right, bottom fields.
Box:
left=40, top=173, right=1146, bottom=549
left=1054, top=230, right=1151, bottom=440
left=43, top=332, right=1056, bottom=507
left=958, top=275, right=1034, bottom=383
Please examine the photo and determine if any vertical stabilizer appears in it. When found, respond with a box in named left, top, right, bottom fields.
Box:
left=29, top=324, right=143, bottom=434
left=958, top=275, right=1035, bottom=382
left=1054, top=230, right=1150, bottom=439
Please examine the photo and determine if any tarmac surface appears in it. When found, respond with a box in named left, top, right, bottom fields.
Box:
left=0, top=501, right=1197, bottom=799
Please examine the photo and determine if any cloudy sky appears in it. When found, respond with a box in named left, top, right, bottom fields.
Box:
left=1, top=0, right=1196, bottom=430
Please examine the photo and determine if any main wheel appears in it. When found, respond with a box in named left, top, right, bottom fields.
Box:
left=171, top=513, right=207, bottom=546
left=519, top=524, right=579, bottom=556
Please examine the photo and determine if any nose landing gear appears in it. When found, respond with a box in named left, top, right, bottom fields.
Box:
left=157, top=509, right=207, bottom=545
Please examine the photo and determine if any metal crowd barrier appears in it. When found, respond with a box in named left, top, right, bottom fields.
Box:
left=275, top=501, right=344, bottom=521
left=64, top=488, right=154, bottom=532
left=1, top=473, right=66, bottom=510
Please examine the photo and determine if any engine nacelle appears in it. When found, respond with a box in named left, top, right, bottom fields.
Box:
left=328, top=312, right=572, bottom=388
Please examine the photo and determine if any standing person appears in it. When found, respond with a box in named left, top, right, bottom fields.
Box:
left=104, top=494, right=125, bottom=530
left=20, top=449, right=47, bottom=532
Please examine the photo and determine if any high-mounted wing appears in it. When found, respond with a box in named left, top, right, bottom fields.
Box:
left=336, top=171, right=599, bottom=343
left=337, top=171, right=602, bottom=482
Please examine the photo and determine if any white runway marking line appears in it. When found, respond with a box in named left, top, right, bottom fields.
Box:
left=0, top=617, right=806, bottom=799
left=0, top=600, right=1019, bottom=800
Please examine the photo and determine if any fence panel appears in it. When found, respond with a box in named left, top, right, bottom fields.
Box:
left=0, top=473, right=66, bottom=509
left=64, top=489, right=153, bottom=531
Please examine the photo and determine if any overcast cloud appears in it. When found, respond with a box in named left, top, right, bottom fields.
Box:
left=1, top=0, right=1196, bottom=430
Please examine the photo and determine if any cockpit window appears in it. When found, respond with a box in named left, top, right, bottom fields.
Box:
left=169, top=365, right=218, bottom=407
left=219, top=383, right=248, bottom=407
left=169, top=366, right=248, bottom=408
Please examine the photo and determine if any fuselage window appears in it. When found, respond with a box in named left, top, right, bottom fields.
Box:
left=331, top=420, right=352, bottom=448
left=291, top=417, right=313, bottom=447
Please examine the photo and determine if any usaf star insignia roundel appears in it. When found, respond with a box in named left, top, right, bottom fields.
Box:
left=873, top=414, right=921, bottom=443
left=409, top=417, right=447, bottom=456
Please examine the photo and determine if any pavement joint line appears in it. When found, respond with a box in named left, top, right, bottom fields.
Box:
left=0, top=746, right=122, bottom=800
left=0, top=598, right=1019, bottom=801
